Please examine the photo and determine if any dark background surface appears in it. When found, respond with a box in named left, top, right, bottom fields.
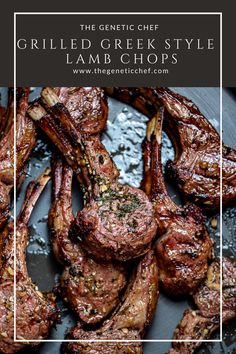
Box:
left=1, top=87, right=235, bottom=353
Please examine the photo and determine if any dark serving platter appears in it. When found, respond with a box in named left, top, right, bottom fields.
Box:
left=1, top=87, right=235, bottom=354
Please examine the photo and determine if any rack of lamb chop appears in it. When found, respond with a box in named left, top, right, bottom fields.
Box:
left=28, top=87, right=157, bottom=262
left=0, top=87, right=36, bottom=229
left=105, top=87, right=236, bottom=210
left=28, top=87, right=108, bottom=181
left=48, top=157, right=127, bottom=324
left=61, top=249, right=159, bottom=354
left=142, top=108, right=213, bottom=296
left=168, top=257, right=236, bottom=354
left=0, top=168, right=58, bottom=353
left=0, top=88, right=13, bottom=139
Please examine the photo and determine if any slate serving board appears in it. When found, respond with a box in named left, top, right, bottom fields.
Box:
left=1, top=87, right=235, bottom=354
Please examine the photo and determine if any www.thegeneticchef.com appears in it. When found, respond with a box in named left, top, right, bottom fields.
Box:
left=72, top=67, right=169, bottom=75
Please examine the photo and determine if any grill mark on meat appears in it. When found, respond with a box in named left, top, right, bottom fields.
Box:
left=61, top=250, right=159, bottom=354
left=28, top=87, right=157, bottom=262
left=105, top=87, right=236, bottom=210
left=48, top=157, right=127, bottom=324
left=168, top=309, right=219, bottom=354
left=0, top=88, right=36, bottom=229
left=142, top=110, right=213, bottom=296
left=168, top=257, right=236, bottom=354
left=54, top=87, right=108, bottom=135
left=0, top=168, right=59, bottom=353
left=194, top=258, right=236, bottom=322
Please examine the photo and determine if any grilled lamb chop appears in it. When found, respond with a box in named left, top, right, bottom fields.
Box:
left=168, top=257, right=236, bottom=354
left=0, top=87, right=36, bottom=229
left=54, top=87, right=108, bottom=135
left=48, top=157, right=127, bottom=324
left=27, top=87, right=111, bottom=184
left=194, top=258, right=236, bottom=322
left=61, top=249, right=159, bottom=354
left=167, top=309, right=219, bottom=354
left=28, top=87, right=157, bottom=262
left=0, top=89, right=14, bottom=229
left=143, top=110, right=213, bottom=296
left=105, top=87, right=236, bottom=210
left=0, top=88, right=13, bottom=139
left=0, top=168, right=58, bottom=354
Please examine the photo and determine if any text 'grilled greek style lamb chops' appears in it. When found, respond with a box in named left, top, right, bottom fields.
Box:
left=168, top=257, right=236, bottom=354
left=0, top=88, right=36, bottom=229
left=28, top=87, right=157, bottom=262
left=142, top=110, right=213, bottom=296
left=105, top=87, right=236, bottom=210
left=0, top=169, right=58, bottom=354
left=48, top=157, right=127, bottom=324
left=61, top=249, right=159, bottom=354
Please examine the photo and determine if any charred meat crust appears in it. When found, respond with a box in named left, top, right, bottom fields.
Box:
left=54, top=87, right=108, bottom=135
left=194, top=258, right=236, bottom=322
left=61, top=258, right=127, bottom=325
left=168, top=258, right=236, bottom=354
left=168, top=309, right=219, bottom=354
left=61, top=250, right=159, bottom=354
left=72, top=182, right=158, bottom=262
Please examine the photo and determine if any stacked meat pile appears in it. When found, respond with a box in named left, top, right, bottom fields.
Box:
left=0, top=86, right=235, bottom=353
